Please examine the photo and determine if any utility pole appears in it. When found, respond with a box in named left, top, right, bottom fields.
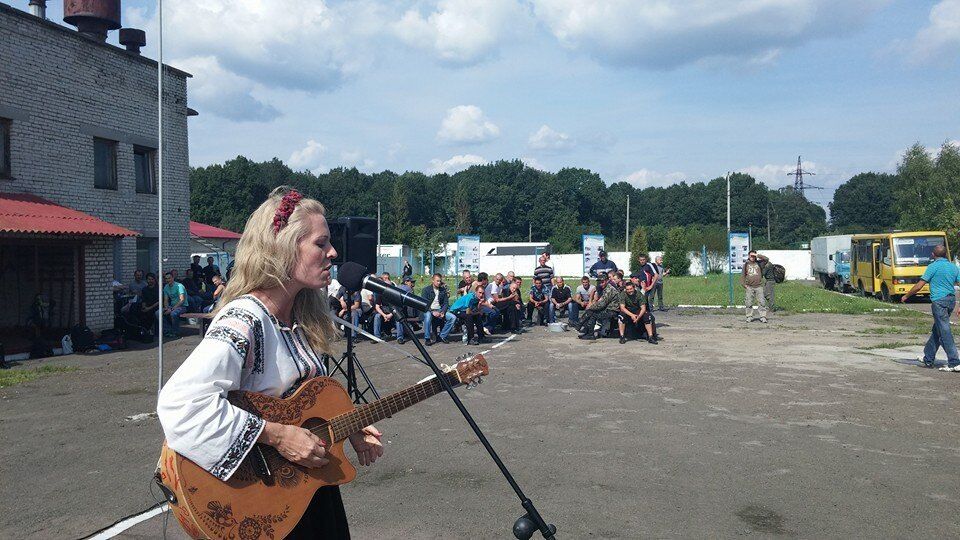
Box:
left=625, top=194, right=630, bottom=252
left=528, top=222, right=531, bottom=242
left=787, top=155, right=822, bottom=199
left=766, top=201, right=771, bottom=242
left=727, top=172, right=733, bottom=305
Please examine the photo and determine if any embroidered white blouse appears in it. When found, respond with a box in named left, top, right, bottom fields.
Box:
left=157, top=295, right=329, bottom=481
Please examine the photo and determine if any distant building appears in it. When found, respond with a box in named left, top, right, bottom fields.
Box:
left=0, top=1, right=193, bottom=338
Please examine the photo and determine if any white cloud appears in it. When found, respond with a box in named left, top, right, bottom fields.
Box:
left=172, top=56, right=280, bottom=122
left=618, top=169, right=687, bottom=188
left=394, top=0, right=527, bottom=65
left=289, top=139, right=327, bottom=169
left=340, top=150, right=376, bottom=172
left=521, top=156, right=549, bottom=170
left=131, top=0, right=386, bottom=121
left=428, top=154, right=488, bottom=174
left=531, top=0, right=887, bottom=69
left=527, top=125, right=575, bottom=152
left=437, top=105, right=501, bottom=144
left=737, top=161, right=818, bottom=187
left=893, top=0, right=960, bottom=65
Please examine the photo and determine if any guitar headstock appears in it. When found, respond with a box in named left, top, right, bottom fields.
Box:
left=449, top=353, right=489, bottom=386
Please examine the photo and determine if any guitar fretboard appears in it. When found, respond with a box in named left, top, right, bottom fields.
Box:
left=329, top=372, right=458, bottom=442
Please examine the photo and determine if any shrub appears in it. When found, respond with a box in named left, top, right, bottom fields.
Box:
left=663, top=227, right=691, bottom=276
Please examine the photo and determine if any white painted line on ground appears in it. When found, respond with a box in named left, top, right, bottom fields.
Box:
left=676, top=304, right=745, bottom=309
left=86, top=503, right=168, bottom=540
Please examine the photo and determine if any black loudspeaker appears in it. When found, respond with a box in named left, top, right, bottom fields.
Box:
left=329, top=216, right=377, bottom=272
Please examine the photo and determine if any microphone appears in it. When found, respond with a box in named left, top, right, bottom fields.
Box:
left=337, top=262, right=430, bottom=312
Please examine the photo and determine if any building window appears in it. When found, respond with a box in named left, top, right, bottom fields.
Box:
left=134, top=146, right=156, bottom=194
left=0, top=118, right=10, bottom=179
left=94, top=137, right=117, bottom=189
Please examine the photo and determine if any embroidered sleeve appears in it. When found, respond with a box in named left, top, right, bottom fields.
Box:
left=157, top=309, right=266, bottom=481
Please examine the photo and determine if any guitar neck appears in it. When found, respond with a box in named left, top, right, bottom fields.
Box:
left=329, top=371, right=458, bottom=442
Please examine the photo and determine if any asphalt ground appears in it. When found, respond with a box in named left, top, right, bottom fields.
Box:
left=2, top=309, right=960, bottom=539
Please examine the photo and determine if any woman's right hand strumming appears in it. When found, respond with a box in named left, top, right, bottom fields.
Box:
left=259, top=421, right=329, bottom=468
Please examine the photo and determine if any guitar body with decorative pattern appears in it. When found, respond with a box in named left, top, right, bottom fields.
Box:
left=156, top=355, right=487, bottom=540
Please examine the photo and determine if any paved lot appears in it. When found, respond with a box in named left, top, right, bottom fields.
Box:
left=2, top=310, right=960, bottom=539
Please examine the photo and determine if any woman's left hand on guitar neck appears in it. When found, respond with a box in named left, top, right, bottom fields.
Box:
left=349, top=425, right=384, bottom=466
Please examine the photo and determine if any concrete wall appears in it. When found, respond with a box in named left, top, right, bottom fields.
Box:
left=449, top=250, right=813, bottom=280
left=0, top=4, right=191, bottom=329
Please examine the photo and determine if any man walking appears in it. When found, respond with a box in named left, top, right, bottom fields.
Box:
left=742, top=250, right=767, bottom=323
left=902, top=244, right=960, bottom=371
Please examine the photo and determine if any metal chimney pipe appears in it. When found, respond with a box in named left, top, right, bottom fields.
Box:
left=29, top=0, right=47, bottom=19
left=119, top=28, right=146, bottom=54
left=63, top=0, right=122, bottom=42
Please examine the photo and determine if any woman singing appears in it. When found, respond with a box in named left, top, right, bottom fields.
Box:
left=158, top=187, right=383, bottom=538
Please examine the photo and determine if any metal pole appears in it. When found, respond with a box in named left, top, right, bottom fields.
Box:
left=528, top=222, right=531, bottom=243
left=376, top=201, right=381, bottom=251
left=157, top=0, right=164, bottom=394
left=767, top=201, right=771, bottom=242
left=625, top=194, right=630, bottom=252
left=748, top=222, right=752, bottom=250
left=727, top=172, right=733, bottom=305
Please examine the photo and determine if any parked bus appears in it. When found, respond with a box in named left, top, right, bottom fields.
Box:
left=850, top=231, right=950, bottom=301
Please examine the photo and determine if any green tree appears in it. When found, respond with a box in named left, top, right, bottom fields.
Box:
left=663, top=227, right=691, bottom=276
left=829, top=172, right=898, bottom=231
left=895, top=143, right=939, bottom=230
left=629, top=226, right=649, bottom=273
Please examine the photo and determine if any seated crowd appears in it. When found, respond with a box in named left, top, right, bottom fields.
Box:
left=329, top=251, right=664, bottom=346
left=116, top=255, right=227, bottom=338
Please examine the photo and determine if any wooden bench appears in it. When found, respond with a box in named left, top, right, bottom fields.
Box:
left=179, top=312, right=215, bottom=338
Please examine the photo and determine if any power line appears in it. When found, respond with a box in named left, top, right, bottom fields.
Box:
left=786, top=155, right=822, bottom=199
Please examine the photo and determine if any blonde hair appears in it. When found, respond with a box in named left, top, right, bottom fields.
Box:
left=218, top=186, right=336, bottom=354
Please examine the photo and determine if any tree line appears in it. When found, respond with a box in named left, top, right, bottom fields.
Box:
left=829, top=142, right=960, bottom=250
left=190, top=143, right=960, bottom=274
left=190, top=157, right=828, bottom=262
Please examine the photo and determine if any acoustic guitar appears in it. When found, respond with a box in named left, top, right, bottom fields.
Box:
left=156, top=354, right=488, bottom=540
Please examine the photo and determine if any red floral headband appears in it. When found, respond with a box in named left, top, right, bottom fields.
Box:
left=272, top=190, right=303, bottom=235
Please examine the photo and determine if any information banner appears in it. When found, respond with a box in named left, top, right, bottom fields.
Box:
left=728, top=232, right=751, bottom=273
left=456, top=235, right=480, bottom=274
left=582, top=234, right=605, bottom=275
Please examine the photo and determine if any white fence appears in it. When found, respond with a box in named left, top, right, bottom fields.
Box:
left=469, top=250, right=812, bottom=279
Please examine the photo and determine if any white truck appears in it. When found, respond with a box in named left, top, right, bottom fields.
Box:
left=810, top=235, right=852, bottom=290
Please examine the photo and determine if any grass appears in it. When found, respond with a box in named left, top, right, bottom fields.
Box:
left=856, top=341, right=923, bottom=350
left=414, top=273, right=912, bottom=315
left=0, top=365, right=78, bottom=388
left=660, top=275, right=903, bottom=314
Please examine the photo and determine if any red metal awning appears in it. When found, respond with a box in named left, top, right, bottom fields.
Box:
left=0, top=192, right=138, bottom=237
left=190, top=220, right=241, bottom=239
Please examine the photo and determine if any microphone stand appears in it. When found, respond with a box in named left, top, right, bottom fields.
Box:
left=388, top=306, right=557, bottom=540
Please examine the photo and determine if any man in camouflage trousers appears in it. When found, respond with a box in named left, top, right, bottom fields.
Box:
left=576, top=272, right=622, bottom=340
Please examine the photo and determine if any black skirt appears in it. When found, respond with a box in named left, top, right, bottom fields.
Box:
left=286, top=485, right=350, bottom=539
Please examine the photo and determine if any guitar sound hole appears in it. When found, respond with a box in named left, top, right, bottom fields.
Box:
left=301, top=418, right=331, bottom=447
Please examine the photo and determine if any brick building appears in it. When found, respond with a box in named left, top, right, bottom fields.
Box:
left=0, top=1, right=192, bottom=343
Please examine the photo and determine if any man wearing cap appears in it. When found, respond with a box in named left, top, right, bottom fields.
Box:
left=576, top=272, right=621, bottom=339
left=589, top=250, right=618, bottom=278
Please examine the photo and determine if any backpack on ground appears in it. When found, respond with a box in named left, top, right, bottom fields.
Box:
left=773, top=264, right=786, bottom=284
left=70, top=324, right=96, bottom=353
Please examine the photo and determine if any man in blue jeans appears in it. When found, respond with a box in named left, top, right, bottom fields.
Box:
left=421, top=273, right=456, bottom=345
left=901, top=244, right=960, bottom=371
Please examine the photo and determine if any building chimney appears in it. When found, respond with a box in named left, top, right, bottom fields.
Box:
left=119, top=28, right=145, bottom=54
left=63, top=0, right=121, bottom=42
left=29, top=0, right=47, bottom=19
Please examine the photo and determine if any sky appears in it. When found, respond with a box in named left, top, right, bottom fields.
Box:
left=23, top=0, right=960, bottom=211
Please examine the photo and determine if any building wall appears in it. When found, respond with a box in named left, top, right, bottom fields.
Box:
left=0, top=4, right=192, bottom=330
